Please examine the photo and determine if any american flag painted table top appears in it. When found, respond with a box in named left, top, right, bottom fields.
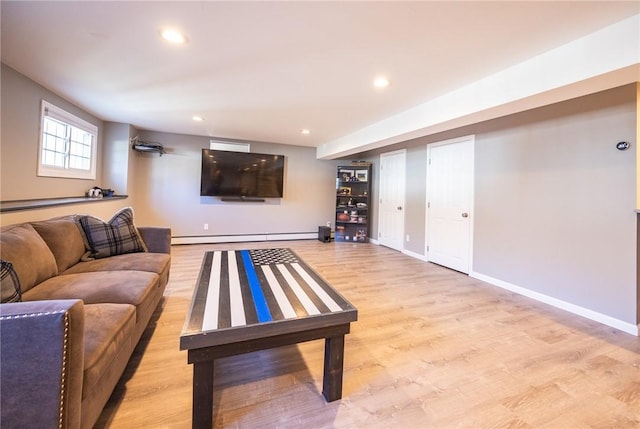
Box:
left=180, top=248, right=358, bottom=350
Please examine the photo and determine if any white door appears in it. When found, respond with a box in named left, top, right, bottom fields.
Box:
left=378, top=150, right=406, bottom=251
left=426, top=136, right=474, bottom=273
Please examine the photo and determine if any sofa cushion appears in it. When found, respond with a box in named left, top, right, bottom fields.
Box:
left=21, top=271, right=159, bottom=322
left=31, top=215, right=86, bottom=273
left=78, top=207, right=148, bottom=259
left=61, top=252, right=170, bottom=277
left=0, top=223, right=58, bottom=293
left=0, top=260, right=22, bottom=303
left=82, top=303, right=135, bottom=400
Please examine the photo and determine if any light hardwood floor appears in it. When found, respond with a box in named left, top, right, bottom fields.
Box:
left=95, top=241, right=640, bottom=429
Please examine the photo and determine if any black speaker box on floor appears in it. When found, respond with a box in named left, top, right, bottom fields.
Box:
left=318, top=226, right=331, bottom=243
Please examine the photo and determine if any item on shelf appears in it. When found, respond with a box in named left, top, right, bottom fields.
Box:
left=339, top=170, right=354, bottom=181
left=355, top=170, right=368, bottom=182
left=337, top=212, right=350, bottom=222
left=86, top=187, right=115, bottom=198
left=87, top=187, right=102, bottom=198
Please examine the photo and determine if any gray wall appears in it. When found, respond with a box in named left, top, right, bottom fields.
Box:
left=102, top=122, right=138, bottom=197
left=403, top=146, right=428, bottom=254
left=132, top=130, right=338, bottom=237
left=0, top=64, right=104, bottom=201
left=0, top=65, right=339, bottom=235
left=1, top=64, right=637, bottom=326
left=364, top=147, right=427, bottom=255
left=473, top=86, right=637, bottom=324
left=363, top=84, right=638, bottom=325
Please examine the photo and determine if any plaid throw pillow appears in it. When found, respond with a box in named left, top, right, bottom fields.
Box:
left=78, top=207, right=147, bottom=259
left=1, top=259, right=22, bottom=303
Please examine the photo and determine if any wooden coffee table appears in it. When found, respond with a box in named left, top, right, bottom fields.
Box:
left=180, top=248, right=357, bottom=428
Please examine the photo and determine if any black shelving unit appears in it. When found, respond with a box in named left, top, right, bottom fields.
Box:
left=335, top=163, right=371, bottom=243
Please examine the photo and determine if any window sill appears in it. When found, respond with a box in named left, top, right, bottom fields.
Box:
left=0, top=195, right=128, bottom=213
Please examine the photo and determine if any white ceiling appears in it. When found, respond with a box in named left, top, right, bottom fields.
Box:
left=2, top=1, right=638, bottom=153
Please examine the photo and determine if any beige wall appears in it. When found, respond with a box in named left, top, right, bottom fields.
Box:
left=1, top=63, right=637, bottom=327
left=103, top=122, right=137, bottom=197
left=0, top=65, right=338, bottom=235
left=0, top=64, right=104, bottom=201
left=130, top=130, right=338, bottom=237
left=0, top=64, right=135, bottom=225
left=0, top=200, right=131, bottom=226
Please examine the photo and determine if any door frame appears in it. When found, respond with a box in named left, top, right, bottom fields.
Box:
left=377, top=149, right=406, bottom=251
left=425, top=135, right=475, bottom=273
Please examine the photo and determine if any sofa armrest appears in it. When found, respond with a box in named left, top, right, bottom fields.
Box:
left=138, top=226, right=172, bottom=254
left=1, top=299, right=85, bottom=429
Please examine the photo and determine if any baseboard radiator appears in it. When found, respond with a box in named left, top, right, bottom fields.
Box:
left=172, top=232, right=317, bottom=245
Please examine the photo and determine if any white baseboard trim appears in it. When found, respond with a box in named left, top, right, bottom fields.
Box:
left=172, top=232, right=317, bottom=245
left=265, top=232, right=317, bottom=241
left=403, top=248, right=429, bottom=262
left=366, top=239, right=428, bottom=262
left=470, top=271, right=639, bottom=336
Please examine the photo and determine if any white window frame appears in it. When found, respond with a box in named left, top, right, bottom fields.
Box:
left=38, top=100, right=98, bottom=180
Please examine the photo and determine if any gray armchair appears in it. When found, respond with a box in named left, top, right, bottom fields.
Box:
left=1, top=299, right=85, bottom=429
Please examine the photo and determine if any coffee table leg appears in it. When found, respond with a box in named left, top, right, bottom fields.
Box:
left=322, top=334, right=345, bottom=401
left=192, top=360, right=214, bottom=429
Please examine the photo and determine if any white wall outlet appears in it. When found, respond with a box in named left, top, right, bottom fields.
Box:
left=406, top=234, right=410, bottom=242
left=204, top=223, right=209, bottom=230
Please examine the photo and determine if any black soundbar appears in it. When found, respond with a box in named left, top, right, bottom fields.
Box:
left=220, top=197, right=265, bottom=202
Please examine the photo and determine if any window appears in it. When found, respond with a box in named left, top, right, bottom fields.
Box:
left=38, top=100, right=98, bottom=179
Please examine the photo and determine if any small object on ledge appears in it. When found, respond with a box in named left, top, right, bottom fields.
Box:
left=87, top=187, right=102, bottom=198
left=87, top=187, right=115, bottom=198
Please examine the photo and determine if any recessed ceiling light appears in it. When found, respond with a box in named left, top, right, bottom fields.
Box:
left=301, top=129, right=311, bottom=135
left=161, top=29, right=187, bottom=44
left=373, top=76, right=390, bottom=88
left=192, top=116, right=204, bottom=122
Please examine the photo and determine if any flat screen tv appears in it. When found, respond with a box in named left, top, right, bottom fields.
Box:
left=200, top=149, right=285, bottom=198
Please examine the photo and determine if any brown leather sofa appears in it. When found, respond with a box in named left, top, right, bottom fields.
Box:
left=0, top=213, right=171, bottom=428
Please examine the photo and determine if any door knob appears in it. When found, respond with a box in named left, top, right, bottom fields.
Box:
left=461, top=212, right=469, bottom=218
left=397, top=206, right=403, bottom=211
